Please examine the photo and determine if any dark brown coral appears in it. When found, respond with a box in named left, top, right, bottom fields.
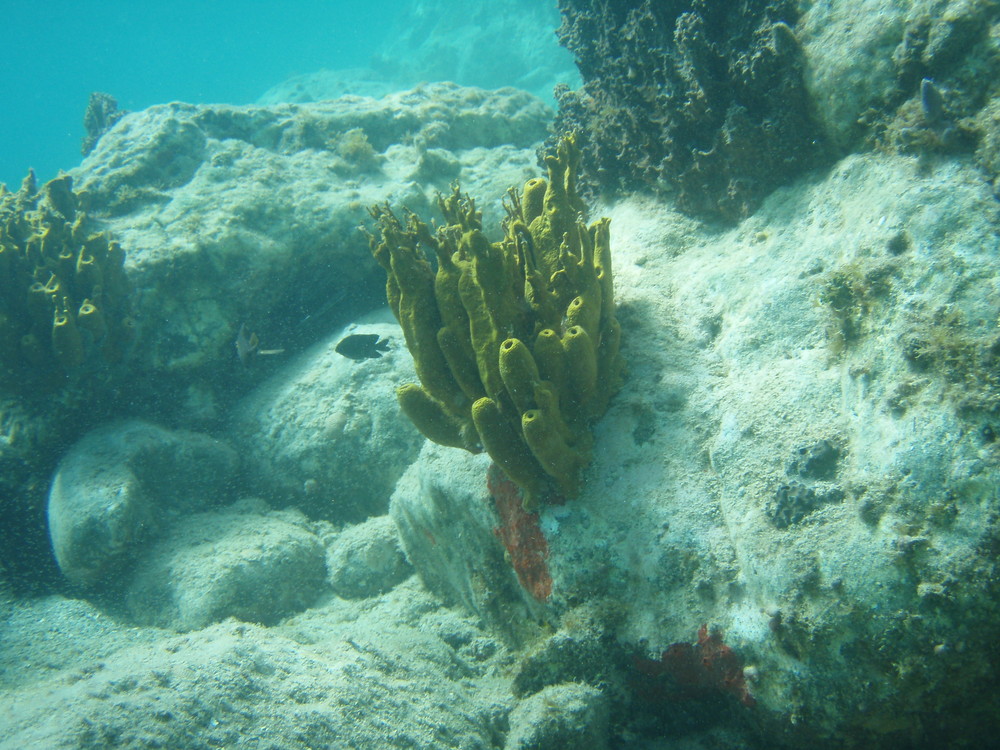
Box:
left=550, top=0, right=830, bottom=223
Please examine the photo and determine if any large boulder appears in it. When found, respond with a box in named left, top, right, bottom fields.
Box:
left=47, top=420, right=239, bottom=588
left=228, top=312, right=424, bottom=521
left=390, top=151, right=1000, bottom=747
left=69, top=83, right=550, bottom=416
left=125, top=501, right=328, bottom=630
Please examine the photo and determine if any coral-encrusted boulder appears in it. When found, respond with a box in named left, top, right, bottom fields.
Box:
left=390, top=151, right=1000, bottom=747
left=551, top=0, right=828, bottom=222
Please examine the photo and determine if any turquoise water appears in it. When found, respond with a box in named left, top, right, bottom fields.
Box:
left=1, top=2, right=406, bottom=188
left=5, top=2, right=995, bottom=746
left=0, top=0, right=571, bottom=189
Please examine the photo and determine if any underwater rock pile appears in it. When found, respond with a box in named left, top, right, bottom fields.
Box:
left=69, top=83, right=552, bottom=386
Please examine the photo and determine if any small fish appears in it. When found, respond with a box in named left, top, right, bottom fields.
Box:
left=235, top=323, right=285, bottom=367
left=335, top=333, right=390, bottom=360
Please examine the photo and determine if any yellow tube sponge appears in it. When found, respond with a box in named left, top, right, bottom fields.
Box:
left=397, top=383, right=476, bottom=452
left=522, top=407, right=588, bottom=499
left=367, top=135, right=623, bottom=505
left=472, top=396, right=550, bottom=509
left=499, top=338, right=541, bottom=414
left=0, top=171, right=133, bottom=388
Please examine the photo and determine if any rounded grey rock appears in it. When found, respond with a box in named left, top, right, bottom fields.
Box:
left=126, top=503, right=327, bottom=631
left=327, top=515, right=412, bottom=599
left=47, top=420, right=238, bottom=587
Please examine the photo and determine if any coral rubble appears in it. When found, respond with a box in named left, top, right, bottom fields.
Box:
left=367, top=136, right=623, bottom=507
left=81, top=91, right=127, bottom=156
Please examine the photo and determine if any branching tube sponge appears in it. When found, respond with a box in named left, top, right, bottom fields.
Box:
left=366, top=136, right=624, bottom=507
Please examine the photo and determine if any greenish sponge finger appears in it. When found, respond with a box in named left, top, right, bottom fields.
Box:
left=472, top=397, right=550, bottom=509
left=564, top=292, right=602, bottom=341
left=390, top=248, right=463, bottom=410
left=499, top=337, right=540, bottom=413
left=561, top=325, right=598, bottom=413
left=533, top=381, right=582, bottom=448
left=522, top=407, right=588, bottom=499
left=521, top=177, right=547, bottom=224
left=437, top=325, right=485, bottom=403
left=595, top=317, right=624, bottom=413
left=76, top=299, right=107, bottom=341
left=532, top=328, right=567, bottom=399
left=397, top=383, right=471, bottom=450
left=592, top=218, right=615, bottom=330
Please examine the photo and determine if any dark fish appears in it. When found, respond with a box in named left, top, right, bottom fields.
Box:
left=335, top=333, right=390, bottom=360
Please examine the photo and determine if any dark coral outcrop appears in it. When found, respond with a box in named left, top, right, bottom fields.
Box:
left=550, top=0, right=829, bottom=223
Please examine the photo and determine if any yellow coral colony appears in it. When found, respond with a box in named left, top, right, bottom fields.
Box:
left=367, top=136, right=624, bottom=507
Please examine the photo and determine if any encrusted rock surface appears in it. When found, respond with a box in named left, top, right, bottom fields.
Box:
left=70, top=83, right=550, bottom=393
left=504, top=682, right=610, bottom=750
left=551, top=0, right=828, bottom=222
left=0, top=580, right=513, bottom=750
left=391, top=151, right=1000, bottom=746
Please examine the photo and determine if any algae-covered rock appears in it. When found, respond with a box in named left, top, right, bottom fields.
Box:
left=69, top=83, right=551, bottom=384
left=389, top=441, right=552, bottom=644
left=799, top=0, right=1000, bottom=169
left=0, top=581, right=513, bottom=749
left=368, top=136, right=623, bottom=507
left=551, top=0, right=828, bottom=223
left=390, top=149, right=1000, bottom=747
left=505, top=683, right=610, bottom=750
